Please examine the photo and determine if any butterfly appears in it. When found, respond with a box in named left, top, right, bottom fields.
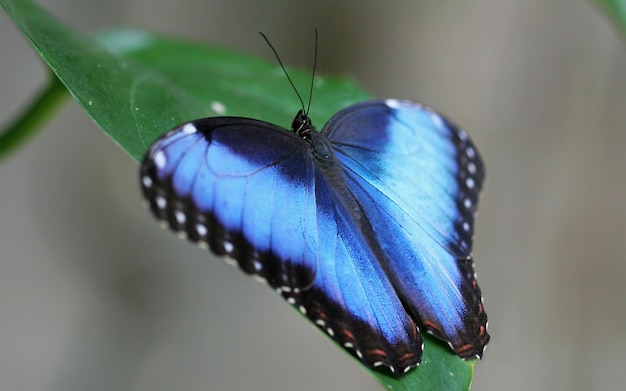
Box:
left=139, top=96, right=489, bottom=374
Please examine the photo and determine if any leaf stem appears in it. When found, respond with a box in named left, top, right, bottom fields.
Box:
left=0, top=74, right=69, bottom=161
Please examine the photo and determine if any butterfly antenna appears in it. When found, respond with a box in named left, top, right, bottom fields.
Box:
left=306, top=28, right=318, bottom=116
left=259, top=32, right=306, bottom=113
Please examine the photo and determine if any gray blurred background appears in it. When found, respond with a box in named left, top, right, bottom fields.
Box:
left=2, top=0, right=626, bottom=390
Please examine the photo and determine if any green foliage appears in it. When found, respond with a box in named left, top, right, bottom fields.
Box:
left=1, top=0, right=371, bottom=161
left=1, top=0, right=477, bottom=389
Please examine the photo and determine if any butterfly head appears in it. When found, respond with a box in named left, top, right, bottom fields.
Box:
left=292, top=109, right=315, bottom=138
left=291, top=109, right=334, bottom=162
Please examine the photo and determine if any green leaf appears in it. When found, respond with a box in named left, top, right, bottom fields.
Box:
left=1, top=0, right=477, bottom=389
left=593, top=0, right=626, bottom=39
left=371, top=335, right=475, bottom=391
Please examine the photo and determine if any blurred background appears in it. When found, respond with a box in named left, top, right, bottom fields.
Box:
left=1, top=0, right=626, bottom=390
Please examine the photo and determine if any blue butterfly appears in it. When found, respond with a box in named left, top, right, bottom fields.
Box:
left=140, top=98, right=489, bottom=374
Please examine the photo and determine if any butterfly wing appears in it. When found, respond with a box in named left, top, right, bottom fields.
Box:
left=324, top=99, right=489, bottom=359
left=141, top=118, right=320, bottom=289
left=140, top=117, right=423, bottom=374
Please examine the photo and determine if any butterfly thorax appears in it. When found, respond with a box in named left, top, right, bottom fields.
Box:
left=291, top=111, right=367, bottom=230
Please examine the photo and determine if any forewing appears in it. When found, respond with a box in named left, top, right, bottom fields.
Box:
left=140, top=117, right=319, bottom=289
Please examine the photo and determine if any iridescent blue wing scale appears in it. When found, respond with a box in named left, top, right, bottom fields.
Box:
left=324, top=99, right=489, bottom=359
left=140, top=116, right=423, bottom=374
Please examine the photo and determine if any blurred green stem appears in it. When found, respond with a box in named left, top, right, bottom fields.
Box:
left=0, top=75, right=69, bottom=160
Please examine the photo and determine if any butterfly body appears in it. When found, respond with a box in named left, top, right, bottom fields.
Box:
left=140, top=99, right=489, bottom=374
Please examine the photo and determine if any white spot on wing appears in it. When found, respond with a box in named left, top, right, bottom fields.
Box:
left=384, top=99, right=403, bottom=109
left=468, top=162, right=477, bottom=175
left=175, top=210, right=186, bottom=224
left=466, top=146, right=476, bottom=159
left=142, top=176, right=153, bottom=188
left=466, top=177, right=475, bottom=189
left=154, top=151, right=166, bottom=169
left=156, top=196, right=166, bottom=209
left=182, top=123, right=197, bottom=134
left=223, top=241, right=234, bottom=253
left=196, top=223, right=207, bottom=237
